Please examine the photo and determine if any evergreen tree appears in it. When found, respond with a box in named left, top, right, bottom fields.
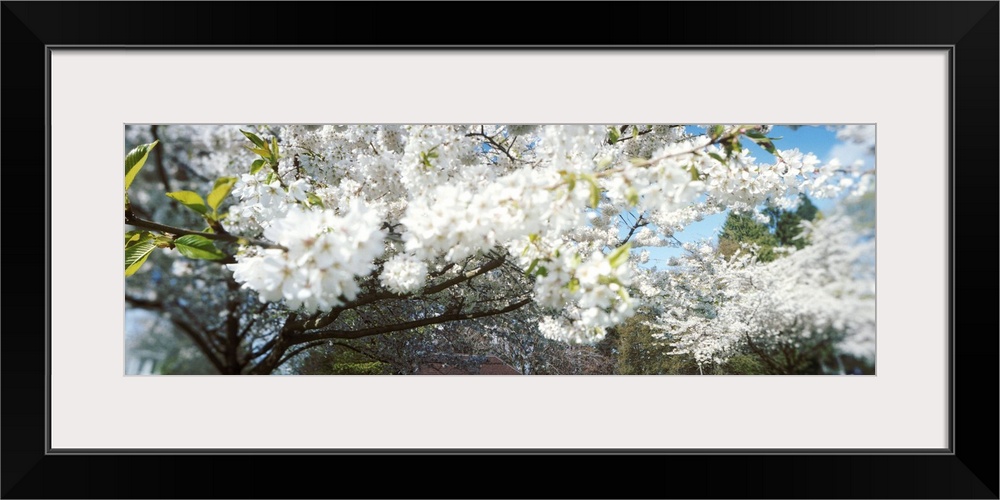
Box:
left=717, top=212, right=779, bottom=262
left=719, top=194, right=821, bottom=261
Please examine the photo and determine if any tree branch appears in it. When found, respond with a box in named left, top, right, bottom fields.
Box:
left=743, top=332, right=781, bottom=375
left=295, top=297, right=532, bottom=342
left=170, top=317, right=228, bottom=374
left=297, top=254, right=507, bottom=331
left=421, top=255, right=507, bottom=296
left=608, top=125, right=655, bottom=145
left=246, top=314, right=299, bottom=375
left=125, top=294, right=163, bottom=309
left=465, top=131, right=517, bottom=163
left=149, top=125, right=172, bottom=193
left=238, top=302, right=270, bottom=339
left=247, top=337, right=278, bottom=361
left=619, top=213, right=649, bottom=246
left=275, top=340, right=328, bottom=371
left=330, top=341, right=397, bottom=366
left=428, top=262, right=456, bottom=279
left=125, top=210, right=287, bottom=251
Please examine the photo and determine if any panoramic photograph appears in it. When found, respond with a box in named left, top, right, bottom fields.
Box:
left=124, top=124, right=875, bottom=375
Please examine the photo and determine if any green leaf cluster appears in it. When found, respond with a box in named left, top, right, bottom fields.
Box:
left=242, top=129, right=279, bottom=164
left=124, top=140, right=234, bottom=277
left=419, top=147, right=439, bottom=170
left=166, top=175, right=237, bottom=219
left=242, top=129, right=283, bottom=185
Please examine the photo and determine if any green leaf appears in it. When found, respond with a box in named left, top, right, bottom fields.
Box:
left=124, top=140, right=159, bottom=191
left=609, top=242, right=632, bottom=268
left=250, top=159, right=265, bottom=175
left=607, top=126, right=620, bottom=144
left=582, top=175, right=600, bottom=208
left=707, top=152, right=725, bottom=163
left=536, top=265, right=548, bottom=278
left=306, top=192, right=325, bottom=208
left=240, top=129, right=266, bottom=149
left=745, top=129, right=767, bottom=139
left=166, top=191, right=209, bottom=215
left=246, top=145, right=272, bottom=158
left=566, top=278, right=580, bottom=293
left=723, top=140, right=737, bottom=158
left=626, top=188, right=639, bottom=207
left=271, top=136, right=279, bottom=160
left=689, top=165, right=701, bottom=181
left=758, top=140, right=777, bottom=155
left=525, top=258, right=539, bottom=277
left=419, top=149, right=438, bottom=169
left=174, top=235, right=227, bottom=260
left=207, top=177, right=237, bottom=212
left=125, top=229, right=148, bottom=247
left=747, top=134, right=779, bottom=156
left=125, top=235, right=157, bottom=276
left=709, top=125, right=725, bottom=140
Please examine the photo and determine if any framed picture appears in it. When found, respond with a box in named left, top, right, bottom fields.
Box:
left=4, top=2, right=995, bottom=498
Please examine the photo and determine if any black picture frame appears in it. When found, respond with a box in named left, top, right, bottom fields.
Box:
left=3, top=2, right=996, bottom=498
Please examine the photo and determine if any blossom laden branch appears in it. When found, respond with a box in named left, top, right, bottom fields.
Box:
left=125, top=209, right=288, bottom=251
left=296, top=297, right=533, bottom=342
left=124, top=123, right=875, bottom=374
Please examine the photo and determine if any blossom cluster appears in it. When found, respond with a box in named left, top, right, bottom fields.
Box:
left=189, top=124, right=875, bottom=346
left=533, top=250, right=635, bottom=344
left=648, top=213, right=875, bottom=367
left=227, top=200, right=385, bottom=313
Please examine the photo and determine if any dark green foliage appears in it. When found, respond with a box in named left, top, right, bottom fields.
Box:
left=693, top=194, right=844, bottom=375
left=719, top=194, right=821, bottom=261
left=325, top=361, right=388, bottom=375
left=794, top=194, right=820, bottom=223
left=295, top=342, right=390, bottom=375
left=608, top=314, right=676, bottom=374
left=718, top=212, right=779, bottom=262
left=719, top=354, right=767, bottom=375
left=767, top=193, right=821, bottom=250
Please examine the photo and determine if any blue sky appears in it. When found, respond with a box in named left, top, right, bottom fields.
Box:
left=631, top=125, right=876, bottom=268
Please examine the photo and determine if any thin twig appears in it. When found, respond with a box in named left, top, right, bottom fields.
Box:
left=125, top=210, right=287, bottom=251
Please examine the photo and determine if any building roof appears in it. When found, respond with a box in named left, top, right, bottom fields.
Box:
left=414, top=355, right=521, bottom=375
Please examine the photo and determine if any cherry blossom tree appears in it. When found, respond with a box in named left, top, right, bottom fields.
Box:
left=124, top=124, right=874, bottom=375
left=639, top=212, right=875, bottom=374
